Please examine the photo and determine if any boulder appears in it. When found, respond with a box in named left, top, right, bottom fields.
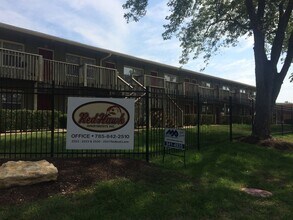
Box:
left=0, top=160, right=58, bottom=188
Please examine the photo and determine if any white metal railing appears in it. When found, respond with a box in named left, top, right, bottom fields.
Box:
left=0, top=48, right=42, bottom=81
left=85, top=64, right=117, bottom=89
left=43, top=59, right=80, bottom=86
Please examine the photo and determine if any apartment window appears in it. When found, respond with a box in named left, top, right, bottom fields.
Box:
left=184, top=78, right=190, bottom=82
left=1, top=91, right=22, bottom=109
left=66, top=54, right=96, bottom=76
left=240, top=89, right=246, bottom=94
left=191, top=80, right=197, bottom=84
left=222, top=86, right=230, bottom=91
left=151, top=71, right=158, bottom=76
left=123, top=66, right=144, bottom=76
left=164, top=74, right=177, bottom=82
left=202, top=82, right=211, bottom=87
left=2, top=41, right=24, bottom=51
left=66, top=54, right=95, bottom=65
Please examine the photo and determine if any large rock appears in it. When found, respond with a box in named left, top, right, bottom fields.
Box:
left=0, top=160, right=58, bottom=188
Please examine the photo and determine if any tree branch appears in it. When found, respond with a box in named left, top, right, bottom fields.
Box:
left=272, top=31, right=293, bottom=102
left=245, top=0, right=258, bottom=29
left=257, top=0, right=266, bottom=23
left=279, top=31, right=293, bottom=80
left=271, top=0, right=293, bottom=65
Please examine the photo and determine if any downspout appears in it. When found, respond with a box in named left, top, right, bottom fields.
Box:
left=100, top=53, right=112, bottom=66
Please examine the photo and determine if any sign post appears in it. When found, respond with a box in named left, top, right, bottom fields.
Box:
left=66, top=97, right=134, bottom=150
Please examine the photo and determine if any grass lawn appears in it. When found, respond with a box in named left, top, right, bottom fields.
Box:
left=0, top=135, right=292, bottom=219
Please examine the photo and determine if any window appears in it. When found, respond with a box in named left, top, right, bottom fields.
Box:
left=222, top=86, right=230, bottom=91
left=1, top=91, right=22, bottom=109
left=240, top=89, right=246, bottom=94
left=66, top=54, right=96, bottom=76
left=184, top=78, right=190, bottom=82
left=191, top=80, right=197, bottom=84
left=2, top=41, right=24, bottom=51
left=164, top=74, right=177, bottom=82
left=123, top=66, right=144, bottom=76
left=202, top=82, right=211, bottom=87
left=66, top=54, right=95, bottom=65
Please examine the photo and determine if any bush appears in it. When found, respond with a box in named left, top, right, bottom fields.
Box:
left=0, top=109, right=62, bottom=132
left=59, top=114, right=67, bottom=129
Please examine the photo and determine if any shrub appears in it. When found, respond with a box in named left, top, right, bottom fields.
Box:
left=0, top=109, right=62, bottom=132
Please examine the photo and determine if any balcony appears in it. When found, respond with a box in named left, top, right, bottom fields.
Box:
left=0, top=48, right=42, bottom=81
left=219, top=89, right=231, bottom=101
left=145, top=75, right=165, bottom=88
left=183, top=82, right=198, bottom=96
left=165, top=81, right=181, bottom=94
left=237, top=92, right=251, bottom=104
left=198, top=86, right=215, bottom=99
left=0, top=48, right=118, bottom=89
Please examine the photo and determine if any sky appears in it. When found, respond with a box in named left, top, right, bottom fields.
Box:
left=0, top=0, right=292, bottom=102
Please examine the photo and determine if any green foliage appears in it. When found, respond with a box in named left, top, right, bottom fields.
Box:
left=123, top=0, right=148, bottom=22
left=0, top=109, right=62, bottom=132
left=58, top=113, right=67, bottom=129
left=123, top=0, right=292, bottom=67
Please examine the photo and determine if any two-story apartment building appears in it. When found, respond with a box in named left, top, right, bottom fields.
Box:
left=0, top=23, right=255, bottom=125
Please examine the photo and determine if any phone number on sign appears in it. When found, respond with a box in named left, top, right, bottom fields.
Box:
left=94, top=134, right=130, bottom=139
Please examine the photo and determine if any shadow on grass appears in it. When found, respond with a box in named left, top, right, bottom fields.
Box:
left=0, top=140, right=292, bottom=219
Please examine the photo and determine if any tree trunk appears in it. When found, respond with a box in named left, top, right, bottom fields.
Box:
left=252, top=62, right=277, bottom=140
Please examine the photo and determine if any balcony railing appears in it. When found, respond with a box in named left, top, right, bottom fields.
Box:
left=0, top=48, right=42, bottom=81
left=144, top=75, right=165, bottom=88
left=198, top=86, right=215, bottom=99
left=42, top=60, right=117, bottom=89
left=165, top=81, right=181, bottom=94
left=84, top=64, right=117, bottom=89
left=43, top=59, right=80, bottom=86
left=183, top=82, right=198, bottom=96
left=238, top=92, right=250, bottom=104
left=219, top=89, right=231, bottom=101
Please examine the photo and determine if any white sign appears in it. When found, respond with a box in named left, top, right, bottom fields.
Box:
left=164, top=128, right=185, bottom=149
left=66, top=97, right=134, bottom=150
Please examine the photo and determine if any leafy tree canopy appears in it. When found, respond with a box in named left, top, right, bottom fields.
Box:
left=123, top=0, right=292, bottom=67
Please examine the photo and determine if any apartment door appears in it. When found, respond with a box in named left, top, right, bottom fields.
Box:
left=39, top=48, right=53, bottom=82
left=38, top=48, right=53, bottom=110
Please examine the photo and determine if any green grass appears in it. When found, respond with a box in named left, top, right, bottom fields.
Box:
left=0, top=137, right=292, bottom=219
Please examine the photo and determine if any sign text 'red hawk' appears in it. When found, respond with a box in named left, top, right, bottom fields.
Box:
left=72, top=101, right=130, bottom=132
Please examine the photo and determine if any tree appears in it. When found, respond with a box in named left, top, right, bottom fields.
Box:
left=123, top=0, right=293, bottom=139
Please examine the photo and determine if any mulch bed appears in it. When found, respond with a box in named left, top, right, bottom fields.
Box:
left=0, top=158, right=156, bottom=206
left=237, top=136, right=293, bottom=151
